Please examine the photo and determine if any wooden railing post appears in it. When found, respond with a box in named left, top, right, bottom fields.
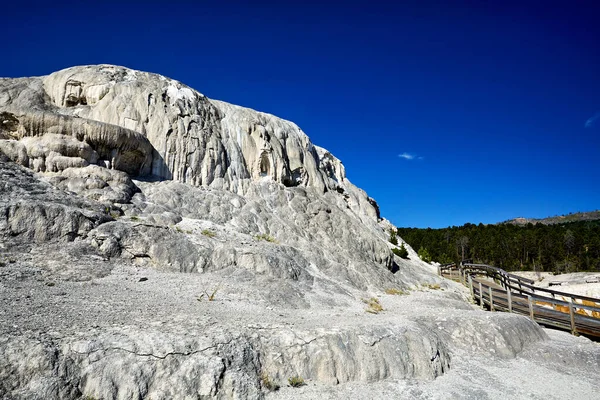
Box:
left=469, top=275, right=474, bottom=300
left=528, top=295, right=535, bottom=321
left=489, top=286, right=494, bottom=311
left=479, top=282, right=484, bottom=309
left=437, top=266, right=441, bottom=276
left=507, top=288, right=512, bottom=313
left=569, top=301, right=578, bottom=335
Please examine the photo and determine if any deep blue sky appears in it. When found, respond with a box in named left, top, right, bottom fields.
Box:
left=2, top=0, right=599, bottom=228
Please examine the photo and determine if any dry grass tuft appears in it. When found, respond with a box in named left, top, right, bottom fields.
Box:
left=197, top=287, right=219, bottom=301
left=385, top=288, right=407, bottom=295
left=201, top=229, right=216, bottom=238
left=362, top=297, right=384, bottom=314
left=288, top=375, right=305, bottom=387
left=254, top=233, right=277, bottom=243
left=425, top=283, right=441, bottom=290
left=261, top=372, right=280, bottom=391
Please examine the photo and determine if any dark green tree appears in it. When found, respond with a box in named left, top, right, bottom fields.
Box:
left=418, top=247, right=432, bottom=262
left=392, top=243, right=409, bottom=259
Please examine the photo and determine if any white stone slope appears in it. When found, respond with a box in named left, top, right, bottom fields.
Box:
left=0, top=65, right=407, bottom=292
left=0, top=66, right=599, bottom=400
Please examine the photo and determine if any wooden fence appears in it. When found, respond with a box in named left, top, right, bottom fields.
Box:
left=439, top=263, right=600, bottom=339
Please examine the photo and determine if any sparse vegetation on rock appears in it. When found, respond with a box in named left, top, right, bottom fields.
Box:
left=260, top=372, right=280, bottom=391
left=363, top=297, right=384, bottom=314
left=201, top=229, right=216, bottom=238
left=385, top=288, right=407, bottom=295
left=424, top=283, right=441, bottom=290
left=254, top=233, right=277, bottom=243
left=197, top=287, right=219, bottom=301
left=288, top=375, right=305, bottom=388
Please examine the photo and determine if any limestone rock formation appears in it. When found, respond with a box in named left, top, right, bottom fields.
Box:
left=2, top=65, right=346, bottom=194
left=1, top=66, right=599, bottom=399
left=0, top=65, right=400, bottom=289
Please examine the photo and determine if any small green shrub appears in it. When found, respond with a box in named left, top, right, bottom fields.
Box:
left=260, top=372, right=280, bottom=391
left=362, top=297, right=384, bottom=314
left=288, top=375, right=305, bottom=388
left=392, top=244, right=409, bottom=259
left=254, top=233, right=277, bottom=243
left=130, top=216, right=140, bottom=221
left=201, top=229, right=216, bottom=238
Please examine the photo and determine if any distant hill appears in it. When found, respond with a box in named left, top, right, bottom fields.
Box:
left=502, top=210, right=600, bottom=226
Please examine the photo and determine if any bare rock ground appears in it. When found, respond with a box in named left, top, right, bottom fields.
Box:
left=1, top=255, right=598, bottom=399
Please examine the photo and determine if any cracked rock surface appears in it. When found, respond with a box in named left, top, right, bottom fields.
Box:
left=1, top=66, right=599, bottom=399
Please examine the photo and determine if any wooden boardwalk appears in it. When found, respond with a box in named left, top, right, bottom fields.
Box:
left=440, top=263, right=600, bottom=339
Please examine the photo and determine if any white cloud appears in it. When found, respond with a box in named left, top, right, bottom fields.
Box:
left=585, top=112, right=600, bottom=128
left=398, top=152, right=423, bottom=160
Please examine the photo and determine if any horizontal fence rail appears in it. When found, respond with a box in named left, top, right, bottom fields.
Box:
left=439, top=262, right=600, bottom=339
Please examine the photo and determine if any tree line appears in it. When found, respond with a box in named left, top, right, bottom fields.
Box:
left=396, top=220, right=600, bottom=273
